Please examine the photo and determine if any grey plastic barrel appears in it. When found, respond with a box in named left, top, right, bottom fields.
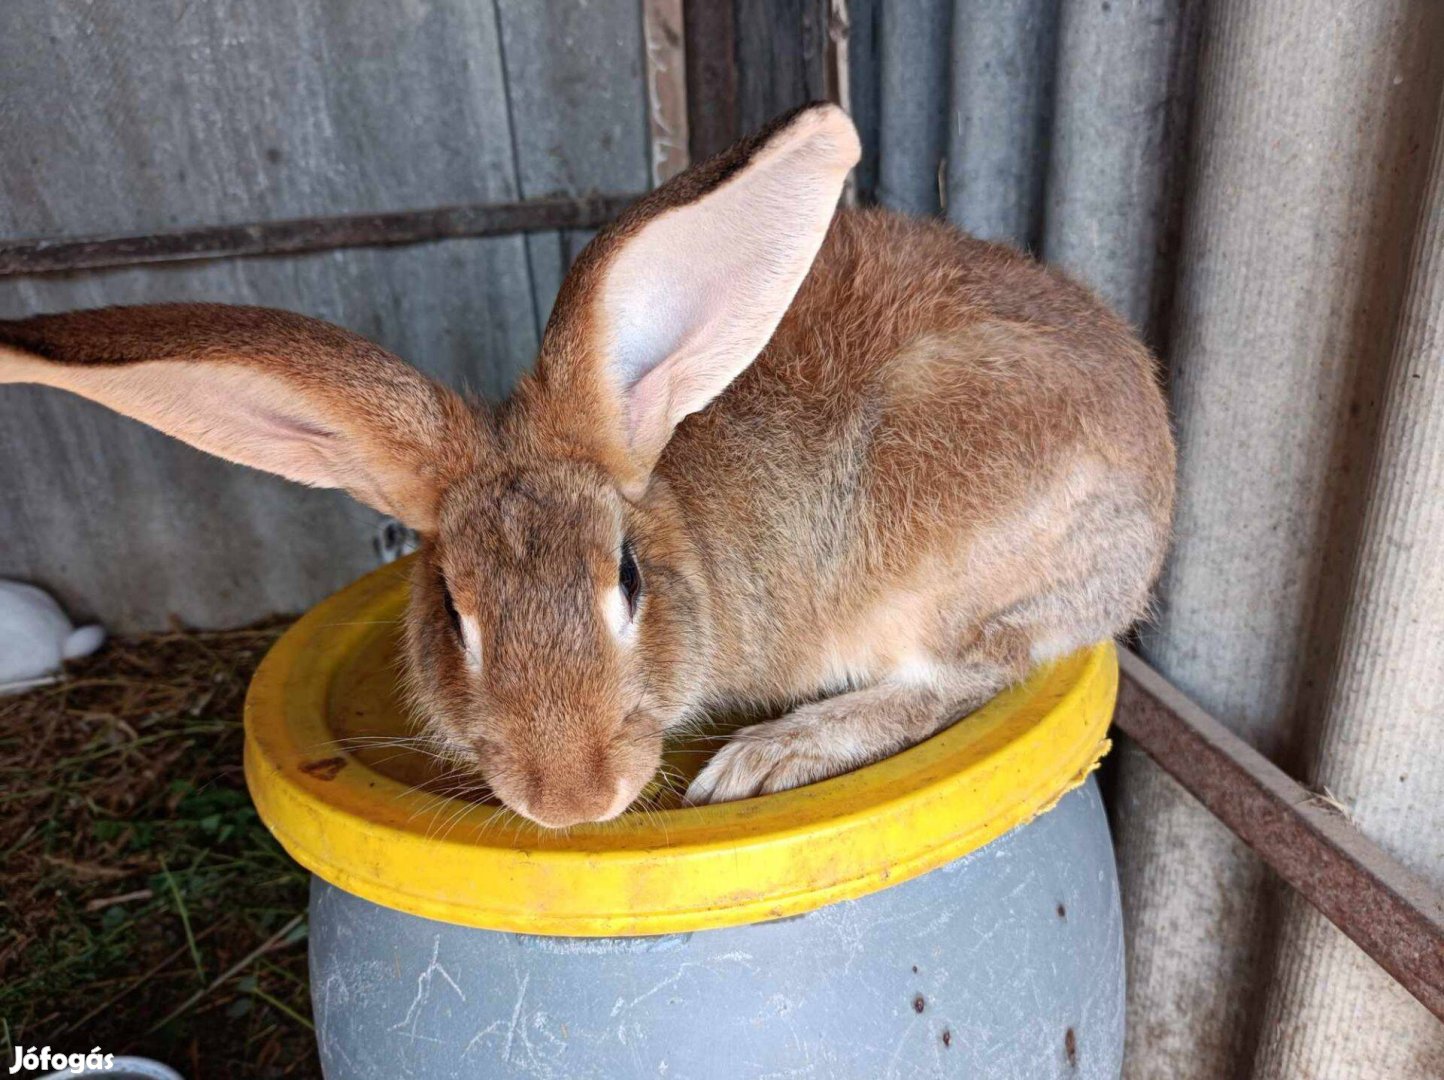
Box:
left=308, top=779, right=1123, bottom=1079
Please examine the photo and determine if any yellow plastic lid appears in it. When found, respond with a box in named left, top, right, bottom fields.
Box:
left=244, top=559, right=1116, bottom=937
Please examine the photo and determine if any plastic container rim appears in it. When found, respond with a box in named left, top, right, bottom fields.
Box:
left=244, top=559, right=1117, bottom=936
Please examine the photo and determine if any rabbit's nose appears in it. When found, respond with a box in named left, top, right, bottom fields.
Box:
left=523, top=772, right=626, bottom=829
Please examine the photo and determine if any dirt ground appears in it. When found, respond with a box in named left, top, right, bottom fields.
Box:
left=0, top=622, right=320, bottom=1078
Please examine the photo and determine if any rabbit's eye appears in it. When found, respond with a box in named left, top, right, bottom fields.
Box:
left=619, top=540, right=642, bottom=617
left=440, top=578, right=463, bottom=638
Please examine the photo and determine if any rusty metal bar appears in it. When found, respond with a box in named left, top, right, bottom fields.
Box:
left=0, top=193, right=638, bottom=278
left=1114, top=647, right=1444, bottom=1022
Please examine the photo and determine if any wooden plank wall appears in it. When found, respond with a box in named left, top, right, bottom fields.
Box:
left=0, top=0, right=651, bottom=630
left=682, top=0, right=834, bottom=160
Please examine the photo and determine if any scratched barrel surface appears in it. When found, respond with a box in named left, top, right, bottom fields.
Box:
left=245, top=560, right=1125, bottom=1079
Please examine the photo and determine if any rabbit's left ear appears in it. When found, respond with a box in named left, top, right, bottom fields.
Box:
left=534, top=103, right=859, bottom=496
left=0, top=304, right=484, bottom=531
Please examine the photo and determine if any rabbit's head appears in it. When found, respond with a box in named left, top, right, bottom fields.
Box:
left=0, top=104, right=859, bottom=826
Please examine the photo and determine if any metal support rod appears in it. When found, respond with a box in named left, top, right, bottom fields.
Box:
left=0, top=193, right=638, bottom=278
left=1114, top=647, right=1444, bottom=1022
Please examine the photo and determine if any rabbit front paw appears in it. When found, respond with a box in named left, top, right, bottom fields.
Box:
left=684, top=712, right=859, bottom=805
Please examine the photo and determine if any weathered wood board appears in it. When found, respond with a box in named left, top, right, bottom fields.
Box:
left=0, top=0, right=650, bottom=630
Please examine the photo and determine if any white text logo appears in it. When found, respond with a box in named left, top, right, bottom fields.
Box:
left=8, top=1047, right=115, bottom=1075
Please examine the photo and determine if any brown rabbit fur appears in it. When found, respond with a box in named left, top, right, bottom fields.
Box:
left=0, top=104, right=1174, bottom=827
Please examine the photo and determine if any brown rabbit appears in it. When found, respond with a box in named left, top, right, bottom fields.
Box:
left=0, top=104, right=1174, bottom=828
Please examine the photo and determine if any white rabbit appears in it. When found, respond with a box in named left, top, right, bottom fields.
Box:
left=0, top=579, right=106, bottom=693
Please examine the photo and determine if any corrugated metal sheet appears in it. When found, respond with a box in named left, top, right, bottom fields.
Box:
left=852, top=0, right=1195, bottom=335
left=851, top=2, right=1444, bottom=1074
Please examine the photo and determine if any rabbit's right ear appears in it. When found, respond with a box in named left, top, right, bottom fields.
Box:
left=531, top=103, right=860, bottom=497
left=0, top=304, right=483, bottom=532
